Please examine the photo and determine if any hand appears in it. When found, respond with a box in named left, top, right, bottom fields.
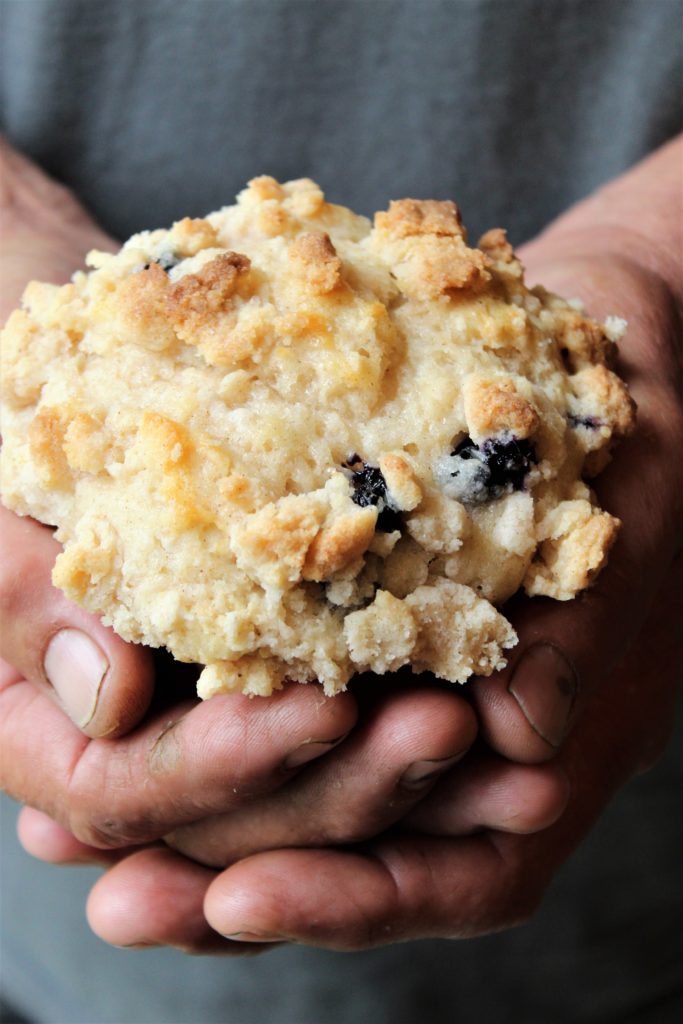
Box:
left=20, top=550, right=681, bottom=951
left=164, top=208, right=683, bottom=866
left=12, top=139, right=683, bottom=951
left=470, top=137, right=683, bottom=766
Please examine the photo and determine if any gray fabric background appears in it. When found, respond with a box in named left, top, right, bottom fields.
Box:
left=1, top=1, right=682, bottom=1021
left=1, top=0, right=681, bottom=243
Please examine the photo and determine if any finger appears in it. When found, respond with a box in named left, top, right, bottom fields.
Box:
left=166, top=687, right=477, bottom=866
left=0, top=505, right=155, bottom=738
left=86, top=848, right=276, bottom=954
left=0, top=674, right=357, bottom=848
left=404, top=753, right=570, bottom=835
left=0, top=135, right=116, bottom=260
left=87, top=835, right=525, bottom=952
left=16, top=805, right=120, bottom=866
left=202, top=834, right=537, bottom=949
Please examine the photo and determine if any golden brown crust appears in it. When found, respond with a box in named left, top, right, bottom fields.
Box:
left=524, top=500, right=620, bottom=599
left=378, top=453, right=422, bottom=511
left=28, top=407, right=71, bottom=486
left=63, top=412, right=107, bottom=474
left=374, top=198, right=465, bottom=240
left=477, top=228, right=515, bottom=264
left=113, top=262, right=178, bottom=351
left=247, top=175, right=286, bottom=202
left=288, top=232, right=343, bottom=293
left=229, top=492, right=327, bottom=590
left=391, top=236, right=492, bottom=299
left=164, top=252, right=252, bottom=365
left=570, top=364, right=636, bottom=437
left=137, top=411, right=191, bottom=469
left=463, top=375, right=539, bottom=442
left=303, top=506, right=377, bottom=581
left=167, top=252, right=251, bottom=330
left=419, top=238, right=492, bottom=296
left=542, top=298, right=618, bottom=370
left=372, top=201, right=491, bottom=299
left=171, top=217, right=221, bottom=256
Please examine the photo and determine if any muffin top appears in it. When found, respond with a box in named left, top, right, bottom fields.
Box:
left=0, top=176, right=635, bottom=696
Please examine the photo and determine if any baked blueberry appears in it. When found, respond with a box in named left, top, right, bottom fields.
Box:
left=346, top=458, right=402, bottom=532
left=142, top=252, right=179, bottom=272
left=568, top=413, right=601, bottom=429
left=435, top=434, right=536, bottom=504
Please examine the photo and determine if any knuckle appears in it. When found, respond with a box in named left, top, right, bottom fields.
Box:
left=67, top=814, right=113, bottom=849
left=69, top=809, right=153, bottom=849
left=148, top=718, right=184, bottom=776
left=69, top=812, right=127, bottom=849
left=65, top=766, right=126, bottom=850
left=0, top=552, right=24, bottom=625
left=310, top=797, right=383, bottom=847
left=345, top=805, right=389, bottom=844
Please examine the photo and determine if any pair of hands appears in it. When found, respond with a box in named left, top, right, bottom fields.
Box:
left=1, top=138, right=682, bottom=953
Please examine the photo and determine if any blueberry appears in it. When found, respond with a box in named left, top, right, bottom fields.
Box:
left=479, top=436, right=536, bottom=492
left=435, top=434, right=536, bottom=504
left=345, top=458, right=402, bottom=532
left=142, top=252, right=179, bottom=272
left=568, top=413, right=601, bottom=429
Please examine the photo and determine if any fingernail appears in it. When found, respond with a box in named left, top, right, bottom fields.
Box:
left=508, top=643, right=577, bottom=748
left=400, top=753, right=464, bottom=790
left=283, top=733, right=348, bottom=770
left=223, top=931, right=282, bottom=943
left=115, top=941, right=159, bottom=950
left=44, top=628, right=109, bottom=728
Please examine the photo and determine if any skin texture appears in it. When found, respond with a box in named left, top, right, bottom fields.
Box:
left=3, top=135, right=683, bottom=951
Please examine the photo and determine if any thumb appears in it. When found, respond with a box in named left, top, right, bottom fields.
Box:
left=0, top=505, right=154, bottom=737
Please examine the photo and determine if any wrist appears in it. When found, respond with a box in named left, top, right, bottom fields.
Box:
left=524, top=135, right=682, bottom=311
left=524, top=226, right=682, bottom=316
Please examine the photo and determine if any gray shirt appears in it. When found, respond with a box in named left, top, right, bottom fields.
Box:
left=2, top=0, right=681, bottom=243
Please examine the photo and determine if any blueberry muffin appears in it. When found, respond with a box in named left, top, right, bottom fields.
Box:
left=0, top=177, right=635, bottom=697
